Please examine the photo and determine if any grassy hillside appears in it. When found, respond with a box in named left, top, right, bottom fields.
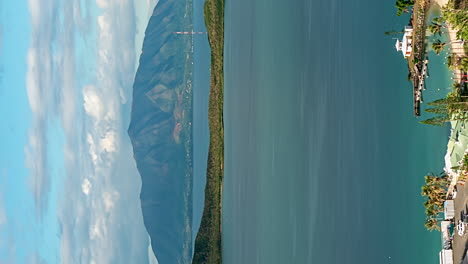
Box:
left=191, top=0, right=224, bottom=263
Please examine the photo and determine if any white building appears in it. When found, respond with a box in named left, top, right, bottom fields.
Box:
left=445, top=200, right=455, bottom=220
left=395, top=26, right=414, bottom=58
left=440, top=249, right=453, bottom=264
left=441, top=221, right=451, bottom=243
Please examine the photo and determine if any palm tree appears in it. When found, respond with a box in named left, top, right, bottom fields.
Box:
left=420, top=116, right=450, bottom=126
left=428, top=23, right=444, bottom=36
left=425, top=218, right=441, bottom=231
left=459, top=57, right=468, bottom=71
left=453, top=81, right=462, bottom=92
left=395, top=0, right=414, bottom=16
left=446, top=55, right=458, bottom=70
left=384, top=29, right=404, bottom=35
left=432, top=39, right=446, bottom=55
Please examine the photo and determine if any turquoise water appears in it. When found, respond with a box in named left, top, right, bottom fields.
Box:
left=223, top=0, right=451, bottom=263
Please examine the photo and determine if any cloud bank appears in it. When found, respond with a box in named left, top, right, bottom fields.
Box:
left=25, top=0, right=158, bottom=263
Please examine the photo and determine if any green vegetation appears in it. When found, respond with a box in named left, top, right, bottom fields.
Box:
left=395, top=0, right=415, bottom=16
left=422, top=173, right=449, bottom=231
left=432, top=39, right=447, bottom=55
left=421, top=84, right=468, bottom=125
left=453, top=0, right=468, bottom=9
left=407, top=0, right=429, bottom=81
left=384, top=29, right=404, bottom=35
left=428, top=17, right=445, bottom=36
left=192, top=0, right=224, bottom=262
left=421, top=4, right=468, bottom=126
left=442, top=3, right=468, bottom=40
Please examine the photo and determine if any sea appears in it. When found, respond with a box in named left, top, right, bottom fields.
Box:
left=220, top=0, right=453, bottom=263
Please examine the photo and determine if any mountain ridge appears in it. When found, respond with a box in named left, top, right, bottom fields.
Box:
left=128, top=0, right=194, bottom=263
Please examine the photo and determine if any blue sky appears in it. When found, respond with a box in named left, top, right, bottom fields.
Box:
left=0, top=0, right=159, bottom=263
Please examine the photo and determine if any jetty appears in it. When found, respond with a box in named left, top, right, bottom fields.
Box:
left=394, top=0, right=430, bottom=116
left=411, top=59, right=429, bottom=116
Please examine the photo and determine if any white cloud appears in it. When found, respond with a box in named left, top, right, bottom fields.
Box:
left=26, top=0, right=160, bottom=262
left=24, top=126, right=48, bottom=216
left=96, top=0, right=110, bottom=9
left=87, top=133, right=99, bottom=165
left=82, top=178, right=92, bottom=196
left=103, top=191, right=119, bottom=212
left=25, top=0, right=73, bottom=216
left=100, top=131, right=118, bottom=153
left=83, top=86, right=105, bottom=121
left=55, top=0, right=156, bottom=263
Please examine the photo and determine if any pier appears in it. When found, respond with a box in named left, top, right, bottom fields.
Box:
left=412, top=59, right=429, bottom=116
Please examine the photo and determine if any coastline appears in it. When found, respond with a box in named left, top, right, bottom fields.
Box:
left=431, top=0, right=468, bottom=263
left=432, top=0, right=466, bottom=190
left=433, top=0, right=466, bottom=79
left=191, top=0, right=224, bottom=262
left=432, top=0, right=466, bottom=187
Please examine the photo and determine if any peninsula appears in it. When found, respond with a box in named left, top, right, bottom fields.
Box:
left=191, top=0, right=225, bottom=263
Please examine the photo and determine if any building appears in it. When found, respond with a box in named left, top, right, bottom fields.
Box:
left=440, top=249, right=454, bottom=264
left=441, top=221, right=452, bottom=249
left=445, top=200, right=455, bottom=220
left=395, top=26, right=414, bottom=58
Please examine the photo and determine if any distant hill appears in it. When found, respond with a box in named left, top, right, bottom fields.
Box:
left=128, top=0, right=193, bottom=263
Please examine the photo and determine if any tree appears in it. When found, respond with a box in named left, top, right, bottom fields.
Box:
left=432, top=39, right=446, bottom=55
left=395, top=0, right=415, bottom=16
left=421, top=172, right=449, bottom=232
left=459, top=57, right=468, bottom=71
left=420, top=116, right=449, bottom=126
left=425, top=107, right=448, bottom=114
left=446, top=55, right=457, bottom=70
left=425, top=218, right=441, bottom=231
left=384, top=29, right=404, bottom=35
left=428, top=23, right=444, bottom=36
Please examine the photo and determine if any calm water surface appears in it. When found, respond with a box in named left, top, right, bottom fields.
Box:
left=223, top=0, right=450, bottom=263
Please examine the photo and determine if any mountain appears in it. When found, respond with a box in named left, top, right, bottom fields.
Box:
left=128, top=0, right=193, bottom=263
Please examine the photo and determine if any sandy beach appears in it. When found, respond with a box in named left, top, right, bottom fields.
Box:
left=433, top=0, right=466, bottom=81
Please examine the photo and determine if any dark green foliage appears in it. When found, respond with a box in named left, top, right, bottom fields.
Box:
left=420, top=116, right=449, bottom=126
left=395, top=0, right=415, bottom=16
left=384, top=29, right=404, bottom=35
left=459, top=57, right=468, bottom=71
left=421, top=173, right=449, bottom=231
left=432, top=39, right=446, bottom=55
left=428, top=17, right=445, bottom=36
left=422, top=89, right=468, bottom=126
left=425, top=107, right=448, bottom=114
left=442, top=4, right=468, bottom=40
left=428, top=23, right=443, bottom=36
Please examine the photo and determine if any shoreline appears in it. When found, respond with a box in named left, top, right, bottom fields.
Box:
left=431, top=0, right=465, bottom=185
left=430, top=1, right=468, bottom=263
left=433, top=0, right=466, bottom=81
left=191, top=0, right=224, bottom=262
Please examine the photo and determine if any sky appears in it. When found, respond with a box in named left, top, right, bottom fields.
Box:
left=0, top=0, right=159, bottom=263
